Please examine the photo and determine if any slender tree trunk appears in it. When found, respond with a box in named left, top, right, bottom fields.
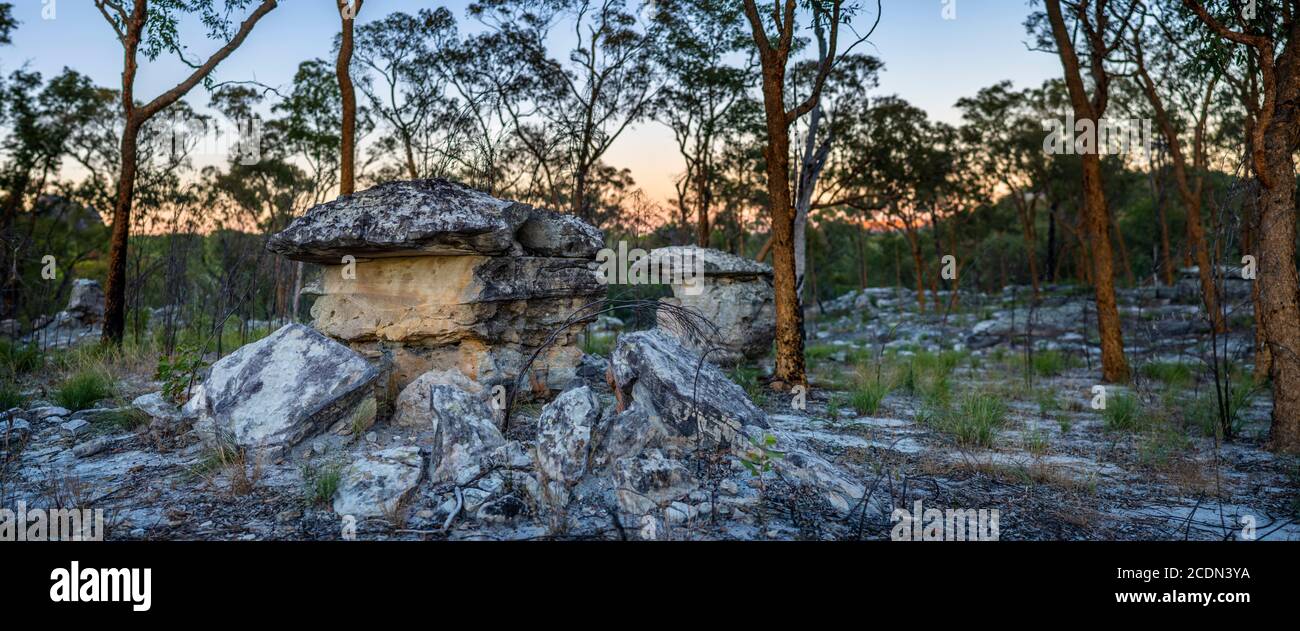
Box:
left=104, top=120, right=141, bottom=344
left=337, top=0, right=360, bottom=196
left=759, top=98, right=807, bottom=387
left=1044, top=0, right=1129, bottom=382
left=1046, top=201, right=1058, bottom=283
left=1256, top=119, right=1300, bottom=452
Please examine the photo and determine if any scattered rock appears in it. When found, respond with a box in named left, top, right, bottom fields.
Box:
left=427, top=385, right=506, bottom=484
left=28, top=406, right=71, bottom=420
left=60, top=418, right=91, bottom=438
left=535, top=386, right=602, bottom=509
left=613, top=449, right=698, bottom=516
left=132, top=392, right=182, bottom=424
left=610, top=329, right=768, bottom=451
left=73, top=437, right=110, bottom=458
left=333, top=446, right=425, bottom=519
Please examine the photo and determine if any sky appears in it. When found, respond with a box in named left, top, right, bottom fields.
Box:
left=1, top=0, right=1063, bottom=206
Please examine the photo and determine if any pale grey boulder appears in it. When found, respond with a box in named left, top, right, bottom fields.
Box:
left=392, top=368, right=483, bottom=429
left=333, top=446, right=425, bottom=519
left=427, top=384, right=505, bottom=485
left=132, top=392, right=182, bottom=424
left=65, top=279, right=105, bottom=322
left=535, top=386, right=602, bottom=509
left=516, top=206, right=604, bottom=258
left=267, top=178, right=605, bottom=264
left=610, top=330, right=767, bottom=451
left=612, top=448, right=698, bottom=517
left=183, top=324, right=379, bottom=457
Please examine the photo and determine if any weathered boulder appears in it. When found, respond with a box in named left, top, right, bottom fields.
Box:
left=612, top=448, right=698, bottom=516
left=268, top=178, right=606, bottom=394
left=183, top=324, right=379, bottom=458
left=610, top=329, right=768, bottom=451
left=646, top=246, right=775, bottom=364
left=427, top=384, right=505, bottom=484
left=132, top=392, right=182, bottom=424
left=332, top=446, right=425, bottom=519
left=65, top=279, right=105, bottom=322
left=535, top=386, right=602, bottom=509
left=392, top=367, right=483, bottom=428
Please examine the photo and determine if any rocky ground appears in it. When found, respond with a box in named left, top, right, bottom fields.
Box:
left=2, top=276, right=1297, bottom=541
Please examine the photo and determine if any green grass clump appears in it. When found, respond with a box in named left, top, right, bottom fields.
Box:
left=805, top=344, right=839, bottom=361
left=949, top=393, right=1009, bottom=448
left=1029, top=350, right=1076, bottom=377
left=849, top=379, right=891, bottom=416
left=0, top=340, right=42, bottom=375
left=1102, top=393, right=1142, bottom=432
left=101, top=407, right=151, bottom=432
left=1034, top=388, right=1061, bottom=417
left=0, top=381, right=24, bottom=411
left=1140, top=361, right=1195, bottom=388
left=302, top=462, right=343, bottom=506
left=54, top=370, right=115, bottom=411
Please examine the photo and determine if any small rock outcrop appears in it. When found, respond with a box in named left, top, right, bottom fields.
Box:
left=426, top=384, right=505, bottom=484
left=267, top=179, right=606, bottom=395
left=184, top=323, right=379, bottom=458
left=645, top=246, right=775, bottom=364
left=24, top=279, right=104, bottom=347
left=610, top=329, right=768, bottom=451
left=333, top=446, right=425, bottom=519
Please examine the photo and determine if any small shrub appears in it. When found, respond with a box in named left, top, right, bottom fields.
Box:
left=849, top=379, right=890, bottom=416
left=303, top=462, right=343, bottom=506
left=54, top=370, right=114, bottom=411
left=154, top=345, right=208, bottom=404
left=1102, top=393, right=1142, bottom=432
left=949, top=393, right=1008, bottom=448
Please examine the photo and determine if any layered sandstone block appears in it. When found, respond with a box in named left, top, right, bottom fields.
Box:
left=646, top=246, right=775, bottom=364
left=268, top=179, right=605, bottom=395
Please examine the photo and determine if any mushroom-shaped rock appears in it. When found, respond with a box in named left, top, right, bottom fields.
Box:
left=639, top=246, right=775, bottom=364
left=266, top=179, right=607, bottom=394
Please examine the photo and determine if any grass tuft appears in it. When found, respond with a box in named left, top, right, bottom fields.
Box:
left=54, top=370, right=114, bottom=411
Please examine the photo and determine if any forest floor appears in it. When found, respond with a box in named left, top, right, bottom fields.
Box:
left=3, top=281, right=1298, bottom=541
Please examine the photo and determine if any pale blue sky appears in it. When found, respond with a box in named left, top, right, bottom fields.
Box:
left=1, top=0, right=1061, bottom=203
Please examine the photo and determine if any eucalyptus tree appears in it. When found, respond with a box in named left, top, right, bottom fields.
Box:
left=1030, top=0, right=1136, bottom=383
left=92, top=0, right=279, bottom=345
left=1179, top=0, right=1300, bottom=452
left=649, top=0, right=756, bottom=246
left=336, top=0, right=363, bottom=195
left=740, top=0, right=879, bottom=389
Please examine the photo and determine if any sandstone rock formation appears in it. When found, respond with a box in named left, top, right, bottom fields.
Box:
left=644, top=246, right=775, bottom=364
left=267, top=178, right=606, bottom=396
left=184, top=323, right=379, bottom=459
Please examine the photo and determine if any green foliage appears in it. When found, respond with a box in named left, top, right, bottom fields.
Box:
left=155, top=345, right=209, bottom=404
left=1140, top=361, right=1195, bottom=388
left=54, top=370, right=114, bottom=411
left=739, top=433, right=784, bottom=479
left=729, top=365, right=767, bottom=407
left=0, top=381, right=24, bottom=411
left=849, top=379, right=890, bottom=416
left=805, top=344, right=839, bottom=361
left=1030, top=350, right=1077, bottom=377
left=302, top=461, right=343, bottom=506
left=580, top=333, right=614, bottom=357
left=1034, top=388, right=1061, bottom=416
left=950, top=393, right=1009, bottom=448
left=1102, top=393, right=1143, bottom=432
left=100, top=407, right=151, bottom=432
left=0, top=340, right=42, bottom=375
